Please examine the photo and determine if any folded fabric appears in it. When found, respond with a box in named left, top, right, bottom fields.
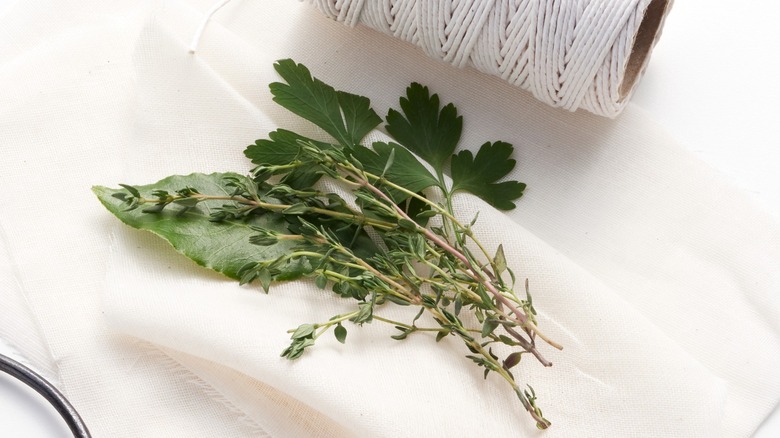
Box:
left=104, top=1, right=778, bottom=436
left=0, top=1, right=278, bottom=436
left=1, top=0, right=778, bottom=437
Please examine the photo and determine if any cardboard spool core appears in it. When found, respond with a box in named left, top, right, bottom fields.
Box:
left=619, top=0, right=671, bottom=100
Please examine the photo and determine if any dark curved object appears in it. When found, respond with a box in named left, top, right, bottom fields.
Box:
left=0, top=353, right=91, bottom=438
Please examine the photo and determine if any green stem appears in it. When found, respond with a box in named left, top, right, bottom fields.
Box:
left=266, top=162, right=305, bottom=172
left=313, top=311, right=360, bottom=338
left=337, top=162, right=458, bottom=223
left=417, top=257, right=543, bottom=357
left=372, top=315, right=481, bottom=335
left=466, top=339, right=550, bottom=429
left=350, top=172, right=561, bottom=358
left=332, top=245, right=420, bottom=304
left=308, top=206, right=396, bottom=230
left=142, top=192, right=398, bottom=231
left=443, top=191, right=503, bottom=285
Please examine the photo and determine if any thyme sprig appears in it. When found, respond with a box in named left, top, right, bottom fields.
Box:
left=94, top=59, right=560, bottom=428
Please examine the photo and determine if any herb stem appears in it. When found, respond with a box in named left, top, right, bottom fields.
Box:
left=339, top=248, right=419, bottom=304
left=372, top=315, right=480, bottom=335
left=468, top=339, right=550, bottom=429
left=337, top=163, right=458, bottom=222
left=308, top=207, right=396, bottom=230
left=417, top=257, right=544, bottom=358
left=142, top=193, right=399, bottom=230
left=354, top=172, right=561, bottom=358
left=314, top=311, right=360, bottom=338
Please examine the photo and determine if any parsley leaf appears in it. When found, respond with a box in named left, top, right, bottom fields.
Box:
left=270, top=59, right=381, bottom=147
left=351, top=142, right=440, bottom=202
left=386, top=83, right=524, bottom=211
left=450, top=141, right=526, bottom=210
left=245, top=129, right=336, bottom=189
left=385, top=83, right=462, bottom=171
left=245, top=129, right=327, bottom=166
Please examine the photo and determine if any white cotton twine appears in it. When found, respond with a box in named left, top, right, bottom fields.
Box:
left=307, top=0, right=672, bottom=117
left=189, top=0, right=233, bottom=53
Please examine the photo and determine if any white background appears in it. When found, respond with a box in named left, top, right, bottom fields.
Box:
left=0, top=0, right=778, bottom=436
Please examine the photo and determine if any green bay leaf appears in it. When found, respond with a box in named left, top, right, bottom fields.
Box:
left=93, top=172, right=307, bottom=282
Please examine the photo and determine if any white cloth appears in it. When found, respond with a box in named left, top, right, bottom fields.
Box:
left=0, top=0, right=778, bottom=437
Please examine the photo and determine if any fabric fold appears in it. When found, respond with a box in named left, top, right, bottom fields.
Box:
left=0, top=1, right=276, bottom=435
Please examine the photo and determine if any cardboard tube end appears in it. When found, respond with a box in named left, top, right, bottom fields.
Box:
left=619, top=0, right=672, bottom=100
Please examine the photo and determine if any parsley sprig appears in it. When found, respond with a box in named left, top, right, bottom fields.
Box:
left=94, top=59, right=560, bottom=429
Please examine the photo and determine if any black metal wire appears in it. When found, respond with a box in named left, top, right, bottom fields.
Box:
left=0, top=353, right=91, bottom=438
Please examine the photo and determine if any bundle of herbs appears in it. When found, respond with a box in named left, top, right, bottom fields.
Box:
left=94, top=59, right=561, bottom=429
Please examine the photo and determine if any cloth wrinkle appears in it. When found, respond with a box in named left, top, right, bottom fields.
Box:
left=0, top=220, right=61, bottom=386
left=127, top=338, right=270, bottom=436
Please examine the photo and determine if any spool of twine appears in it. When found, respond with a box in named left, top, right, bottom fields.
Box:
left=307, top=0, right=672, bottom=117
